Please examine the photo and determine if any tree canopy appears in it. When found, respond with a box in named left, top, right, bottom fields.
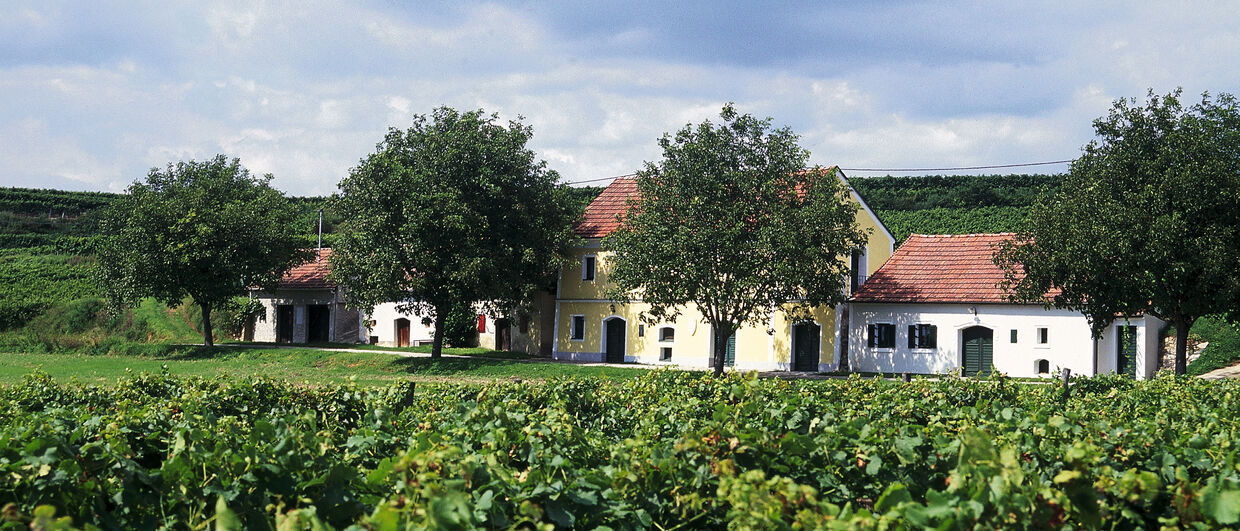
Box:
left=604, top=104, right=869, bottom=375
left=330, top=107, right=578, bottom=357
left=996, top=90, right=1240, bottom=374
left=97, top=155, right=310, bottom=346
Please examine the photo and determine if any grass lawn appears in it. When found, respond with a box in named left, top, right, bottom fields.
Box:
left=226, top=341, right=542, bottom=360
left=0, top=346, right=653, bottom=387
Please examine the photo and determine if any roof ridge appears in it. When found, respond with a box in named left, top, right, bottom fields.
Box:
left=908, top=232, right=1017, bottom=238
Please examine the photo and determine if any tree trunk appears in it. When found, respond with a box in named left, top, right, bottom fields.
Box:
left=1174, top=315, right=1195, bottom=375
left=711, top=323, right=731, bottom=377
left=431, top=308, right=447, bottom=359
left=201, top=301, right=214, bottom=347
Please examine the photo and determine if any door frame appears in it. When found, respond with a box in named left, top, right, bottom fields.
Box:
left=791, top=321, right=822, bottom=372
left=394, top=318, right=411, bottom=347
left=960, top=325, right=994, bottom=377
left=1116, top=324, right=1138, bottom=377
left=276, top=304, right=294, bottom=343
left=601, top=315, right=627, bottom=363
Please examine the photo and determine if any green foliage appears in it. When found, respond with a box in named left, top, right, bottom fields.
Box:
left=0, top=250, right=96, bottom=330
left=1187, top=315, right=1240, bottom=376
left=849, top=174, right=1063, bottom=211
left=442, top=300, right=480, bottom=348
left=996, top=90, right=1240, bottom=374
left=96, top=155, right=311, bottom=346
left=875, top=206, right=1031, bottom=244
left=331, top=107, right=579, bottom=357
left=605, top=104, right=868, bottom=374
left=1, top=371, right=1239, bottom=528
left=563, top=185, right=604, bottom=213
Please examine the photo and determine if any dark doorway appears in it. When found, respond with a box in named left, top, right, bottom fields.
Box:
left=307, top=305, right=330, bottom=343
left=496, top=318, right=512, bottom=351
left=1117, top=325, right=1138, bottom=376
left=962, top=326, right=993, bottom=376
left=276, top=305, right=294, bottom=343
left=605, top=318, right=626, bottom=363
left=395, top=318, right=411, bottom=347
left=792, top=322, right=820, bottom=372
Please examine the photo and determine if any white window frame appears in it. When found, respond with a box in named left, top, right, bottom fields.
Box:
left=582, top=255, right=597, bottom=282
left=1035, top=326, right=1050, bottom=347
left=868, top=322, right=895, bottom=350
left=570, top=314, right=586, bottom=341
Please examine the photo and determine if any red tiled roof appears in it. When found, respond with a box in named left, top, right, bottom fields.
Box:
left=574, top=177, right=638, bottom=238
left=278, top=249, right=335, bottom=290
left=851, top=233, right=1027, bottom=304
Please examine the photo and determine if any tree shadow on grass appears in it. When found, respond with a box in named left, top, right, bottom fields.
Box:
left=156, top=345, right=246, bottom=361
left=387, top=356, right=524, bottom=376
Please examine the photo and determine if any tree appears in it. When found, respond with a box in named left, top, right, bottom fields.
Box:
left=330, top=107, right=578, bottom=358
left=97, top=155, right=310, bottom=346
left=996, top=90, right=1240, bottom=374
left=604, top=104, right=869, bottom=376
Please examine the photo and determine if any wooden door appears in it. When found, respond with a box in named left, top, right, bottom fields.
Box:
left=792, top=323, right=820, bottom=372
left=496, top=318, right=511, bottom=351
left=962, top=326, right=993, bottom=376
left=276, top=305, right=294, bottom=343
left=605, top=318, right=625, bottom=363
left=1117, top=325, right=1138, bottom=376
left=395, top=318, right=410, bottom=347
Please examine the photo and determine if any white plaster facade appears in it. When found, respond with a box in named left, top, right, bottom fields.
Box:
left=846, top=303, right=1165, bottom=379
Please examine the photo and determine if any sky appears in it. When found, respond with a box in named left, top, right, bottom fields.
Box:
left=2, top=1, right=1238, bottom=195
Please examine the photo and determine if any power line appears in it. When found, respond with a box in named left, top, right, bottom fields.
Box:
left=565, top=159, right=1074, bottom=185
left=841, top=160, right=1073, bottom=172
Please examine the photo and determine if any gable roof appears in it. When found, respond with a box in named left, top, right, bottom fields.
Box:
left=851, top=233, right=1022, bottom=304
left=574, top=177, right=637, bottom=238
left=572, top=167, right=893, bottom=241
left=277, top=249, right=335, bottom=290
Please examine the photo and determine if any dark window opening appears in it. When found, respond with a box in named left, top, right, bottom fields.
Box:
left=659, top=327, right=675, bottom=341
left=583, top=256, right=596, bottom=281
left=867, top=323, right=895, bottom=348
left=571, top=316, right=585, bottom=340
left=661, top=347, right=672, bottom=361
left=907, top=324, right=937, bottom=349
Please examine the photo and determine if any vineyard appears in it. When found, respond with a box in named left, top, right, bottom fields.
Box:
left=1, top=370, right=1238, bottom=529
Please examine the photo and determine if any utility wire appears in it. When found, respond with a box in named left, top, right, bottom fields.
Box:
left=840, top=160, right=1073, bottom=172
left=566, top=159, right=1074, bottom=185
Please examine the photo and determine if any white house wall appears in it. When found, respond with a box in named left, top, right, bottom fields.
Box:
left=364, top=302, right=437, bottom=346
left=847, top=303, right=1160, bottom=379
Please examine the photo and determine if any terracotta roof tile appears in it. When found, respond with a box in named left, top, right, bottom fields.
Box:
left=278, top=249, right=335, bottom=290
left=851, top=233, right=1028, bottom=304
left=574, top=177, right=638, bottom=238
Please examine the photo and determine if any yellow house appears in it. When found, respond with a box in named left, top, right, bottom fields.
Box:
left=552, top=169, right=894, bottom=371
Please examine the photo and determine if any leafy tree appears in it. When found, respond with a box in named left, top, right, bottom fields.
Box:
left=97, top=155, right=310, bottom=346
left=604, top=104, right=869, bottom=375
left=996, top=90, right=1240, bottom=374
left=330, top=107, right=578, bottom=358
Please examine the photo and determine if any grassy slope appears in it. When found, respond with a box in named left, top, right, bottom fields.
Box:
left=1187, top=315, right=1240, bottom=375
left=0, top=346, right=650, bottom=387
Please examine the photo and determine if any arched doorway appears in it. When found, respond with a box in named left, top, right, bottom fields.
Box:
left=962, top=326, right=993, bottom=376
left=792, top=322, right=820, bottom=372
left=604, top=317, right=626, bottom=363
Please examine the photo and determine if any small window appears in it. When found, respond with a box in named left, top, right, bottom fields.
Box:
left=867, top=323, right=895, bottom=348
left=1010, top=329, right=1018, bottom=343
left=1037, top=327, right=1049, bottom=344
left=570, top=315, right=585, bottom=341
left=660, top=347, right=672, bottom=361
left=659, top=327, right=675, bottom=342
left=907, top=324, right=937, bottom=349
left=1036, top=359, right=1050, bottom=375
left=582, top=255, right=596, bottom=281
left=637, top=324, right=644, bottom=337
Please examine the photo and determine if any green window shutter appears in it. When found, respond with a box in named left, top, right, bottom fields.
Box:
left=908, top=325, right=916, bottom=348
left=868, top=325, right=876, bottom=347
left=926, top=325, right=937, bottom=348
left=1010, top=329, right=1018, bottom=343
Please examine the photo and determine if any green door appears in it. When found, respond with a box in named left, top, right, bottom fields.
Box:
left=725, top=333, right=736, bottom=367
left=962, top=326, right=993, bottom=376
left=1117, top=325, right=1137, bottom=376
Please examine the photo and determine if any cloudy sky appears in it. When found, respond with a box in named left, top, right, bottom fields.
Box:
left=2, top=1, right=1238, bottom=195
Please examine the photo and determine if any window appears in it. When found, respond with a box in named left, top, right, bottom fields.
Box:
left=659, top=327, right=675, bottom=342
left=908, top=324, right=937, bottom=349
left=1036, top=359, right=1050, bottom=375
left=661, top=347, right=673, bottom=361
left=1010, top=329, right=1018, bottom=343
left=582, top=255, right=596, bottom=281
left=637, top=324, right=644, bottom=337
left=867, top=323, right=895, bottom=348
left=570, top=315, right=585, bottom=341
left=1037, top=327, right=1049, bottom=345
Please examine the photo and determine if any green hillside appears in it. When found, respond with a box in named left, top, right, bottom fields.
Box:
left=848, top=174, right=1064, bottom=243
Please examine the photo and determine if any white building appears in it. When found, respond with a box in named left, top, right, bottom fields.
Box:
left=846, top=234, right=1164, bottom=379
